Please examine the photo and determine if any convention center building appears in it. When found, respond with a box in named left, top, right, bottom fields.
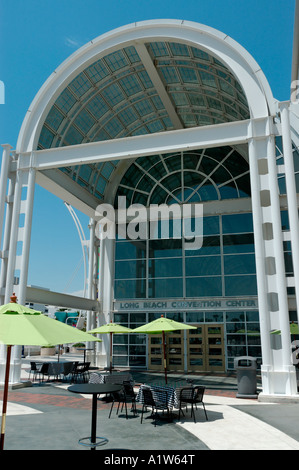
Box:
left=1, top=17, right=299, bottom=399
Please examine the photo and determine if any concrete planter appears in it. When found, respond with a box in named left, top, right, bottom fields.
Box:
left=40, top=347, right=56, bottom=356
left=70, top=347, right=84, bottom=354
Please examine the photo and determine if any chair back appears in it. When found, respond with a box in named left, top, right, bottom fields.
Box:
left=123, top=381, right=135, bottom=398
left=75, top=362, right=90, bottom=372
left=30, top=362, right=38, bottom=371
left=63, top=362, right=74, bottom=375
left=82, top=362, right=90, bottom=372
left=194, top=386, right=205, bottom=402
left=142, top=387, right=156, bottom=407
left=40, top=363, right=49, bottom=374
left=179, top=387, right=194, bottom=401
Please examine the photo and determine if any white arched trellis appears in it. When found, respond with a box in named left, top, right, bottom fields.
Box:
left=1, top=20, right=299, bottom=399
left=17, top=19, right=275, bottom=154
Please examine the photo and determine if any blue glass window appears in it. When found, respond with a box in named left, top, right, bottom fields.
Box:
left=104, top=50, right=128, bottom=71
left=148, top=258, right=182, bottom=278
left=114, top=279, right=146, bottom=299
left=101, top=83, right=125, bottom=106
left=225, top=275, right=257, bottom=296
left=224, top=254, right=256, bottom=275
left=148, top=278, right=183, bottom=298
left=185, top=256, right=221, bottom=276
left=222, top=214, right=253, bottom=234
left=186, top=277, right=222, bottom=297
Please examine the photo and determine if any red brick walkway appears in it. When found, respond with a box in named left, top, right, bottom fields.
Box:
left=0, top=390, right=102, bottom=409
left=0, top=387, right=239, bottom=410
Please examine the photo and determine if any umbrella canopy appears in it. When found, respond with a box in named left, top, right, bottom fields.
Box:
left=0, top=305, right=98, bottom=346
left=88, top=322, right=133, bottom=335
left=88, top=321, right=132, bottom=373
left=0, top=294, right=98, bottom=450
left=270, top=322, right=299, bottom=336
left=133, top=315, right=197, bottom=334
left=132, top=315, right=197, bottom=383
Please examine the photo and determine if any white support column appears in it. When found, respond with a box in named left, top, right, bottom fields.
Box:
left=96, top=223, right=115, bottom=368
left=18, top=167, right=35, bottom=305
left=87, top=218, right=95, bottom=333
left=266, top=135, right=297, bottom=395
left=13, top=168, right=36, bottom=378
left=0, top=169, right=22, bottom=385
left=0, top=174, right=15, bottom=305
left=248, top=135, right=273, bottom=394
left=86, top=218, right=97, bottom=363
left=280, top=102, right=299, bottom=315
left=0, top=145, right=12, bottom=250
left=4, top=169, right=23, bottom=302
left=0, top=167, right=36, bottom=385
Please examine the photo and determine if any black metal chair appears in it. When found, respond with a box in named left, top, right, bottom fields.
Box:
left=61, top=361, right=75, bottom=382
left=72, top=362, right=90, bottom=383
left=47, top=362, right=63, bottom=381
left=178, top=386, right=208, bottom=422
left=109, top=381, right=137, bottom=419
left=140, top=387, right=171, bottom=426
left=38, top=363, right=50, bottom=383
left=28, top=362, right=42, bottom=382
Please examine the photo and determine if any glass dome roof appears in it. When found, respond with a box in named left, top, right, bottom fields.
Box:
left=37, top=40, right=250, bottom=201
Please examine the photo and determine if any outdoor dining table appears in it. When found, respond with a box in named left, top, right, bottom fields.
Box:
left=76, top=347, right=93, bottom=363
left=136, top=383, right=187, bottom=409
left=89, top=371, right=133, bottom=385
left=68, top=383, right=122, bottom=450
left=41, top=360, right=76, bottom=380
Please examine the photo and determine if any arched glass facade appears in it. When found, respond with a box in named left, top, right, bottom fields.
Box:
left=112, top=147, right=261, bottom=370
left=114, top=212, right=256, bottom=300
left=4, top=18, right=298, bottom=395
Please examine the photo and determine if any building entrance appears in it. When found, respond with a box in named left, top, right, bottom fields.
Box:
left=187, top=324, right=225, bottom=372
left=148, top=323, right=225, bottom=373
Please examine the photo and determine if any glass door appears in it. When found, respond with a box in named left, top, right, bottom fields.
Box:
left=167, top=330, right=184, bottom=371
left=148, top=329, right=184, bottom=372
left=148, top=323, right=225, bottom=373
left=187, top=324, right=225, bottom=372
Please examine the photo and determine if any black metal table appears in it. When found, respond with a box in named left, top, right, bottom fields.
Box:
left=68, top=383, right=122, bottom=450
left=76, top=347, right=93, bottom=363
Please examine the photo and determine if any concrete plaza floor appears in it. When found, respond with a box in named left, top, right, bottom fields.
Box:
left=1, top=354, right=299, bottom=452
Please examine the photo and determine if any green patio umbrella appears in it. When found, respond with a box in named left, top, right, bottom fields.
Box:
left=270, top=322, right=299, bottom=336
left=132, top=315, right=197, bottom=384
left=0, top=293, right=98, bottom=450
left=88, top=321, right=133, bottom=373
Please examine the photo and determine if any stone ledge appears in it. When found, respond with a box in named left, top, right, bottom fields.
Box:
left=0, top=380, right=33, bottom=390
left=258, top=393, right=299, bottom=403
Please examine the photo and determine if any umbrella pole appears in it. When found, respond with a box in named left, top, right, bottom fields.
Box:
left=0, top=344, right=12, bottom=451
left=110, top=332, right=112, bottom=374
left=162, top=331, right=167, bottom=384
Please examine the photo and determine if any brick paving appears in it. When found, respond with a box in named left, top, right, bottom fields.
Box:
left=0, top=389, right=105, bottom=409
left=0, top=386, right=239, bottom=412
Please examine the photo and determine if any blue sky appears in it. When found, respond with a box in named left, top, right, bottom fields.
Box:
left=0, top=0, right=297, bottom=296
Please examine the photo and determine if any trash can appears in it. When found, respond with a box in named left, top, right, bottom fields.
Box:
left=234, top=356, right=258, bottom=398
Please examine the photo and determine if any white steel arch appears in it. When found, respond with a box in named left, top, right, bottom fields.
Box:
left=1, top=19, right=299, bottom=400
left=17, top=19, right=275, bottom=154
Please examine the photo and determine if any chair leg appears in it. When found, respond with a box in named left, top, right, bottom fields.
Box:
left=202, top=403, right=208, bottom=421
left=109, top=400, right=115, bottom=418
left=141, top=405, right=145, bottom=423
left=191, top=403, right=196, bottom=423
